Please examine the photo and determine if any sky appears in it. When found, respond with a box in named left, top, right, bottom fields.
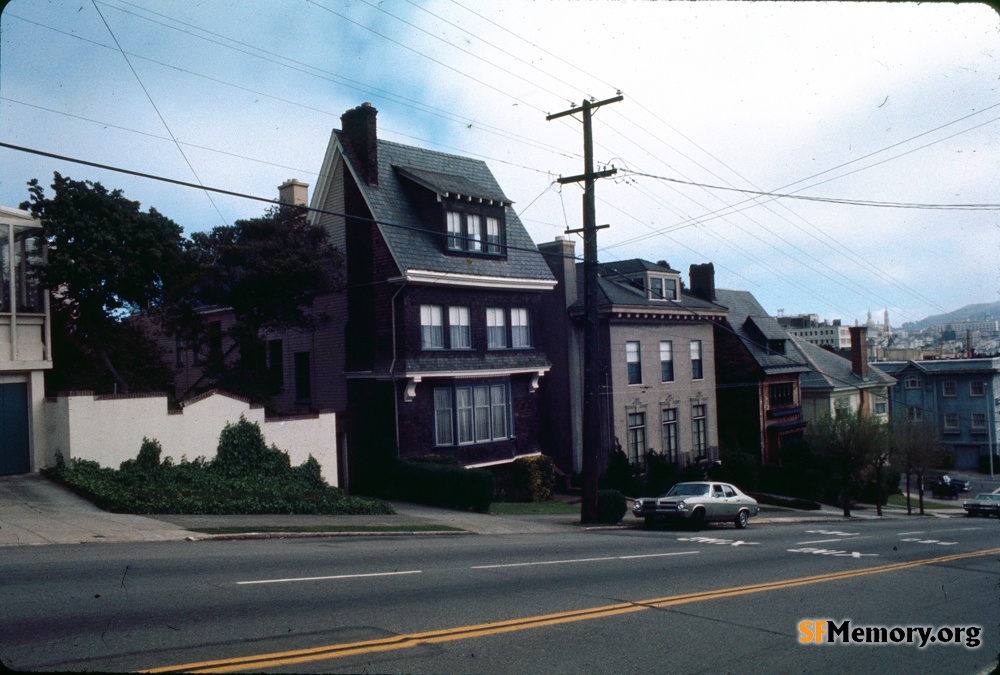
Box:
left=2, top=0, right=999, bottom=329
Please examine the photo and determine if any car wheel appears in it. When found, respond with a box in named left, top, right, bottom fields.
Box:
left=734, top=510, right=749, bottom=529
left=689, top=508, right=706, bottom=530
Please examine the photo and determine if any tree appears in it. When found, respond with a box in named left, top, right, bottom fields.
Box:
left=21, top=173, right=185, bottom=394
left=890, top=417, right=943, bottom=516
left=807, top=410, right=889, bottom=517
left=168, top=204, right=342, bottom=404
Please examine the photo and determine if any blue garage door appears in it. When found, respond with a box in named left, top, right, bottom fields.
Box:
left=0, top=383, right=30, bottom=475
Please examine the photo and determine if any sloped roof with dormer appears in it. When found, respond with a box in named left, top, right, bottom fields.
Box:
left=313, top=129, right=555, bottom=288
left=714, top=288, right=810, bottom=374
left=567, top=261, right=727, bottom=316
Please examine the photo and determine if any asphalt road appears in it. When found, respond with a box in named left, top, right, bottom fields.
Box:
left=2, top=517, right=998, bottom=674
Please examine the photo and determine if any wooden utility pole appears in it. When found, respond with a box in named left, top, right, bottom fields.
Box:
left=547, top=95, right=622, bottom=523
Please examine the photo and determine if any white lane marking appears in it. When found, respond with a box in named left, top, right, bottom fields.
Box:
left=618, top=551, right=701, bottom=560
left=898, top=531, right=925, bottom=536
left=238, top=570, right=422, bottom=585
left=677, top=536, right=760, bottom=546
left=797, top=536, right=868, bottom=545
left=804, top=530, right=859, bottom=537
left=788, top=547, right=878, bottom=558
left=900, top=538, right=958, bottom=546
left=472, top=551, right=700, bottom=569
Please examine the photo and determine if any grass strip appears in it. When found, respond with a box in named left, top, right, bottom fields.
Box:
left=188, top=525, right=465, bottom=535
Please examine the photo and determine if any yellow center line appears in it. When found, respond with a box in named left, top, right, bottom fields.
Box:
left=141, top=547, right=1000, bottom=673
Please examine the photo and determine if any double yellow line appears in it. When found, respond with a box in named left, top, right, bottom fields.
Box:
left=144, top=547, right=1000, bottom=673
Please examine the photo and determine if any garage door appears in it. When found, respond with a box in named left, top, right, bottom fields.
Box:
left=0, top=383, right=30, bottom=475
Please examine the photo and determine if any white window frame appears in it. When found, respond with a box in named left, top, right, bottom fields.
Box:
left=942, top=380, right=957, bottom=397
left=904, top=374, right=921, bottom=389
left=449, top=306, right=472, bottom=349
left=486, top=307, right=507, bottom=349
left=627, top=412, right=646, bottom=465
left=626, top=341, right=642, bottom=385
left=659, top=340, right=674, bottom=382
left=661, top=407, right=678, bottom=462
left=970, top=381, right=986, bottom=397
left=420, top=305, right=444, bottom=349
left=690, top=340, right=704, bottom=380
left=434, top=383, right=512, bottom=447
left=692, top=404, right=707, bottom=455
left=511, top=308, right=531, bottom=348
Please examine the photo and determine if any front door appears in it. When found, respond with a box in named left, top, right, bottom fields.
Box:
left=0, top=383, right=31, bottom=475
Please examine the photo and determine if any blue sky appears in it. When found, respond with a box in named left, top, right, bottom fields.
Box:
left=2, top=0, right=998, bottom=328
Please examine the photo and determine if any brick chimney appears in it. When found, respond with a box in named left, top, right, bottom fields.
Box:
left=689, top=262, right=716, bottom=302
left=849, top=326, right=869, bottom=379
left=340, top=103, right=378, bottom=186
left=537, top=237, right=577, bottom=309
left=278, top=179, right=309, bottom=206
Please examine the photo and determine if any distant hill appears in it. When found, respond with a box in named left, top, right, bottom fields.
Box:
left=901, top=301, right=1000, bottom=331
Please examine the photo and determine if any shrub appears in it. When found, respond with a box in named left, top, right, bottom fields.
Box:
left=391, top=459, right=495, bottom=512
left=979, top=454, right=1000, bottom=474
left=601, top=449, right=642, bottom=496
left=213, top=416, right=291, bottom=479
left=596, top=489, right=627, bottom=524
left=512, top=455, right=555, bottom=502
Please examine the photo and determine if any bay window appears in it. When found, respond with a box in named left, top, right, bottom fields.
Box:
left=433, top=383, right=512, bottom=446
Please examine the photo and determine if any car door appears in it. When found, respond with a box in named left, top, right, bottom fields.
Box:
left=721, top=484, right=740, bottom=518
left=708, top=484, right=727, bottom=520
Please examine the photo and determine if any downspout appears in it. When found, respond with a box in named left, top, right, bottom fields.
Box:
left=388, top=281, right=407, bottom=452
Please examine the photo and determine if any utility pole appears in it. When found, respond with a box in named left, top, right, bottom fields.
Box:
left=547, top=95, right=622, bottom=524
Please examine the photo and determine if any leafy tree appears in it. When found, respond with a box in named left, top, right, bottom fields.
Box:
left=168, top=204, right=342, bottom=404
left=807, top=410, right=889, bottom=517
left=21, top=173, right=185, bottom=394
left=890, top=416, right=943, bottom=516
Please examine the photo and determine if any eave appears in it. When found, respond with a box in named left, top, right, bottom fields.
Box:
left=389, top=270, right=556, bottom=291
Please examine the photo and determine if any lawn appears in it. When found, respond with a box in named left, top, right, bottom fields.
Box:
left=887, top=493, right=963, bottom=510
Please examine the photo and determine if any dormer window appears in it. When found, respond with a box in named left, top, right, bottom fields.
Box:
left=648, top=275, right=677, bottom=301
left=445, top=206, right=505, bottom=256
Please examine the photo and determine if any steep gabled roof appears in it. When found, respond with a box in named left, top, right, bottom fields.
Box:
left=714, top=288, right=809, bottom=374
left=314, top=129, right=554, bottom=287
left=569, top=263, right=727, bottom=315
left=789, top=335, right=896, bottom=391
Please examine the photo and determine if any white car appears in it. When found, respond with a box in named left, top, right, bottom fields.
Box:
left=632, top=481, right=759, bottom=529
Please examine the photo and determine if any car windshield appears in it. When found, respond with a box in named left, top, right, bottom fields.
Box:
left=666, top=484, right=710, bottom=497
left=975, top=494, right=1000, bottom=501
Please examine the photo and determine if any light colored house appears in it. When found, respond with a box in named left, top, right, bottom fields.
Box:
left=536, top=246, right=727, bottom=474
left=0, top=205, right=52, bottom=474
left=790, top=327, right=895, bottom=424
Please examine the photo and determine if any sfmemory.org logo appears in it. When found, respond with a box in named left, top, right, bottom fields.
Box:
left=799, top=620, right=981, bottom=648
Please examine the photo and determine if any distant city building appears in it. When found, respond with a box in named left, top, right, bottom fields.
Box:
left=777, top=314, right=852, bottom=350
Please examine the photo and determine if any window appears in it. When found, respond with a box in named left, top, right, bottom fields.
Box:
left=692, top=404, right=707, bottom=455
left=661, top=408, right=678, bottom=462
left=943, top=413, right=959, bottom=432
left=434, top=384, right=511, bottom=446
left=971, top=381, right=986, bottom=397
left=511, top=308, right=531, bottom=347
left=434, top=389, right=454, bottom=446
left=627, top=412, right=646, bottom=465
left=660, top=341, right=674, bottom=382
left=972, top=413, right=987, bottom=430
left=485, top=217, right=501, bottom=254
left=874, top=401, right=887, bottom=415
left=421, top=305, right=444, bottom=349
left=486, top=308, right=507, bottom=349
left=445, top=208, right=504, bottom=255
left=626, top=341, right=642, bottom=385
left=906, top=406, right=923, bottom=421
left=648, top=276, right=677, bottom=301
left=690, top=340, right=704, bottom=380
left=904, top=374, right=921, bottom=389
left=769, top=382, right=794, bottom=407
left=943, top=380, right=957, bottom=397
left=449, top=306, right=471, bottom=349
left=294, top=351, right=311, bottom=403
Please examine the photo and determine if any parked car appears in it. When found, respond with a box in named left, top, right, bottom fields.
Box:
left=922, top=471, right=970, bottom=497
left=632, top=481, right=759, bottom=529
left=963, top=493, right=1000, bottom=517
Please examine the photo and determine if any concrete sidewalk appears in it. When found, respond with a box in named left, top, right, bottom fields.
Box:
left=0, top=473, right=962, bottom=547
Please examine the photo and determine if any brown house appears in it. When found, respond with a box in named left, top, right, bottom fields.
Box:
left=709, top=287, right=810, bottom=465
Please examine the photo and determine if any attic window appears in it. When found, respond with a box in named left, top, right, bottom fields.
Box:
left=767, top=339, right=786, bottom=355
left=648, top=275, right=677, bottom=301
left=444, top=204, right=505, bottom=256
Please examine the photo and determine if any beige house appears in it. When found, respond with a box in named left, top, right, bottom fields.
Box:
left=537, top=242, right=727, bottom=474
left=0, top=205, right=52, bottom=474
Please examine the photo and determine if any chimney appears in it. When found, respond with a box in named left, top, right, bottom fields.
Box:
left=278, top=179, right=309, bottom=206
left=340, top=102, right=378, bottom=186
left=849, top=326, right=869, bottom=379
left=537, top=237, right=577, bottom=308
left=689, top=262, right=716, bottom=302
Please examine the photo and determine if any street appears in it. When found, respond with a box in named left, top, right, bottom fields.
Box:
left=2, top=516, right=998, bottom=673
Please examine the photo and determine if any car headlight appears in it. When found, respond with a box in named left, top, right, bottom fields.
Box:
left=676, top=500, right=688, bottom=511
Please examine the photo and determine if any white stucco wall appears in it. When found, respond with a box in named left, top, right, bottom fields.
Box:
left=42, top=391, right=338, bottom=485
